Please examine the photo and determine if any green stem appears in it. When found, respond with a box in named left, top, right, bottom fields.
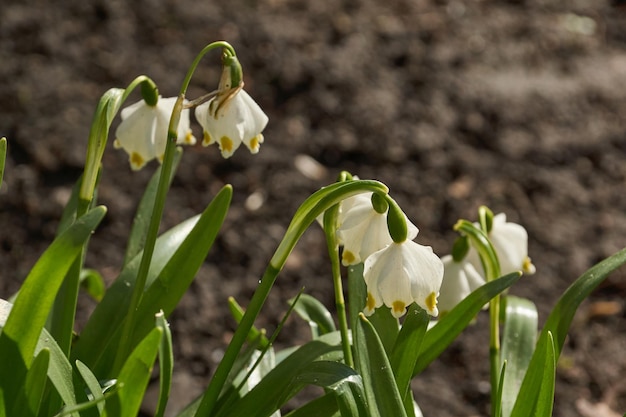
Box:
left=324, top=205, right=354, bottom=368
left=453, top=219, right=501, bottom=416
left=194, top=180, right=388, bottom=417
left=112, top=41, right=237, bottom=373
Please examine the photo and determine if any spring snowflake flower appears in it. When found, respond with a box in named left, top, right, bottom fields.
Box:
left=363, top=240, right=444, bottom=318
left=437, top=255, right=486, bottom=315
left=114, top=96, right=196, bottom=170
left=337, top=194, right=418, bottom=266
left=195, top=88, right=268, bottom=158
left=468, top=213, right=536, bottom=276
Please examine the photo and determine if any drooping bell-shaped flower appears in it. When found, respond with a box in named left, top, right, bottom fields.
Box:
left=195, top=53, right=268, bottom=158
left=114, top=96, right=196, bottom=170
left=337, top=193, right=418, bottom=266
left=468, top=213, right=536, bottom=276
left=363, top=239, right=444, bottom=318
left=437, top=254, right=486, bottom=315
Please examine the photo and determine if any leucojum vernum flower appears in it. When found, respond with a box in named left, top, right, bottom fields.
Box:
left=3, top=39, right=621, bottom=417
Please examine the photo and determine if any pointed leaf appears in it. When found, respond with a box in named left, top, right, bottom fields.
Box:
left=12, top=348, right=50, bottom=417
left=499, top=296, right=537, bottom=417
left=76, top=360, right=105, bottom=414
left=0, top=206, right=106, bottom=407
left=413, top=272, right=521, bottom=376
left=102, top=327, right=162, bottom=417
left=512, top=247, right=626, bottom=415
left=154, top=311, right=174, bottom=417
left=355, top=314, right=406, bottom=417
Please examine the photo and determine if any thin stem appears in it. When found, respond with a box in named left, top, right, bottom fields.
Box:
left=324, top=205, right=354, bottom=368
left=453, top=219, right=502, bottom=416
left=112, top=42, right=233, bottom=372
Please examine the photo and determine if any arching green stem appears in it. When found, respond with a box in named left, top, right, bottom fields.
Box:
left=194, top=180, right=388, bottom=416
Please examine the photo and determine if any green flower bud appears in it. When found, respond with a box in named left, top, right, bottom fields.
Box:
left=371, top=192, right=388, bottom=214
left=140, top=79, right=159, bottom=107
left=386, top=197, right=408, bottom=243
left=451, top=236, right=470, bottom=262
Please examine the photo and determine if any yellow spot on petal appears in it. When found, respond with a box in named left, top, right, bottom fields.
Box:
left=391, top=301, right=406, bottom=317
left=183, top=130, right=196, bottom=145
left=220, top=136, right=233, bottom=153
left=523, top=257, right=536, bottom=275
left=425, top=292, right=438, bottom=314
left=248, top=135, right=262, bottom=153
left=202, top=131, right=214, bottom=146
left=366, top=292, right=376, bottom=313
left=342, top=250, right=356, bottom=265
left=130, top=152, right=145, bottom=170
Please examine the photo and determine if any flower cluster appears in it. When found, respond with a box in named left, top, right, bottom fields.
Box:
left=438, top=212, right=536, bottom=315
left=114, top=55, right=268, bottom=169
left=332, top=191, right=444, bottom=318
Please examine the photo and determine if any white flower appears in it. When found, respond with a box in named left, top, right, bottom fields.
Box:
left=437, top=255, right=486, bottom=315
left=468, top=213, right=535, bottom=276
left=363, top=240, right=444, bottom=318
left=337, top=194, right=418, bottom=266
left=195, top=89, right=268, bottom=158
left=114, top=96, right=196, bottom=170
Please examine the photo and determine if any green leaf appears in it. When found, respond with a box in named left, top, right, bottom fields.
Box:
left=79, top=268, right=106, bottom=302
left=228, top=297, right=270, bottom=349
left=102, top=327, right=163, bottom=417
left=534, top=332, right=556, bottom=417
left=214, top=332, right=343, bottom=417
left=511, top=247, right=626, bottom=415
left=289, top=294, right=336, bottom=338
left=499, top=296, right=537, bottom=417
left=367, top=307, right=399, bottom=356
left=390, top=305, right=428, bottom=407
left=412, top=272, right=521, bottom=376
left=282, top=393, right=338, bottom=417
left=0, top=206, right=106, bottom=409
left=355, top=314, right=406, bottom=417
left=76, top=360, right=106, bottom=414
left=12, top=348, right=50, bottom=417
left=123, top=148, right=183, bottom=267
left=0, top=298, right=80, bottom=417
left=155, top=311, right=174, bottom=417
left=73, top=185, right=231, bottom=377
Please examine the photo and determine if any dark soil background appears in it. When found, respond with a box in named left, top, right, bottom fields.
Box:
left=2, top=0, right=626, bottom=416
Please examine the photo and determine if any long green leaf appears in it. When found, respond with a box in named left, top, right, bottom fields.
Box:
left=73, top=185, right=231, bottom=377
left=511, top=247, right=626, bottom=415
left=76, top=360, right=105, bottom=414
left=13, top=348, right=50, bottom=417
left=155, top=311, right=174, bottom=417
left=214, top=332, right=343, bottom=417
left=355, top=314, right=406, bottom=417
left=102, top=327, right=163, bottom=417
left=0, top=206, right=106, bottom=409
left=123, top=148, right=183, bottom=266
left=1, top=298, right=81, bottom=417
left=412, top=272, right=521, bottom=376
left=282, top=393, right=338, bottom=417
left=534, top=331, right=556, bottom=417
left=390, top=305, right=428, bottom=407
left=500, top=296, right=537, bottom=417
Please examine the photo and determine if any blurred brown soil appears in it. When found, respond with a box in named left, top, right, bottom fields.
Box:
left=2, top=1, right=626, bottom=416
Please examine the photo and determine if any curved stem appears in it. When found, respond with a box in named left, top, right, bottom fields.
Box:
left=194, top=180, right=388, bottom=417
